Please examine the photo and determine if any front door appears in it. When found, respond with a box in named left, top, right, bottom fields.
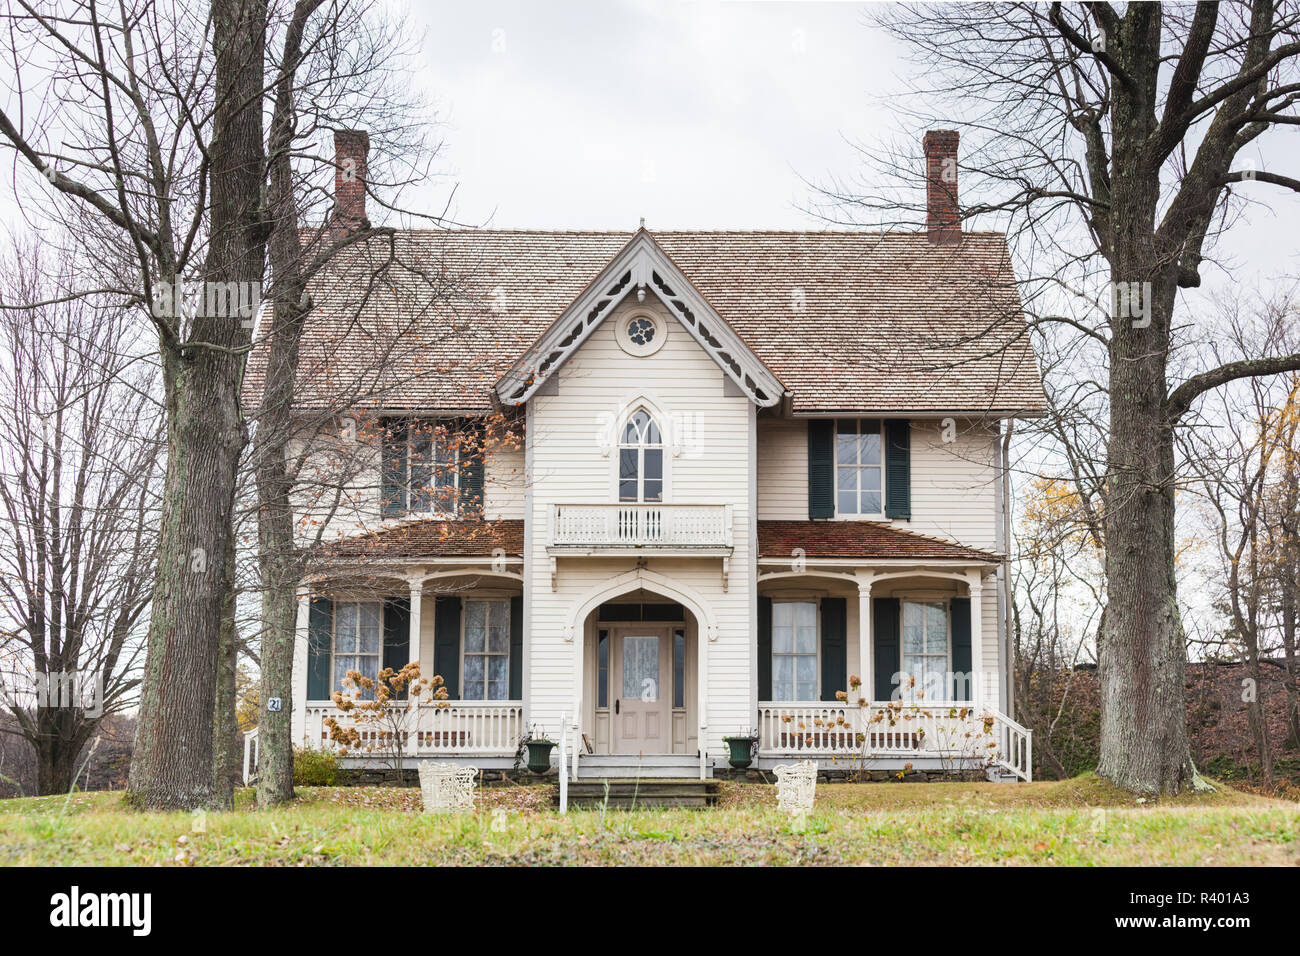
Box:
left=613, top=628, right=671, bottom=753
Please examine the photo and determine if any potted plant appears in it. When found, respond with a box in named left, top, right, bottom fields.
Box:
left=521, top=730, right=556, bottom=775
left=722, top=730, right=758, bottom=769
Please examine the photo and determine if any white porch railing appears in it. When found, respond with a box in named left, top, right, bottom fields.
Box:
left=757, top=702, right=1033, bottom=781
left=304, top=700, right=524, bottom=756
left=550, top=503, right=733, bottom=549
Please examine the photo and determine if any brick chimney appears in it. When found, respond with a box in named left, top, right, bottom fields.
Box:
left=923, top=129, right=960, bottom=243
left=333, top=129, right=370, bottom=231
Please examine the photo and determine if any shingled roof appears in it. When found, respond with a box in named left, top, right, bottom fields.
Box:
left=757, top=521, right=999, bottom=563
left=308, top=517, right=993, bottom=563
left=245, top=229, right=1046, bottom=417
left=313, top=519, right=524, bottom=561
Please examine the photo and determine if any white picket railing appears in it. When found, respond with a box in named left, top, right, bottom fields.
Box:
left=550, top=503, right=733, bottom=548
left=757, top=701, right=1033, bottom=781
left=303, top=700, right=523, bottom=756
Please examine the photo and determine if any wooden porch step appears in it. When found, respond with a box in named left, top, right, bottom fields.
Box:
left=556, top=778, right=721, bottom=809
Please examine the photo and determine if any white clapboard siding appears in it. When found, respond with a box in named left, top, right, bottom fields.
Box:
left=755, top=417, right=999, bottom=550
left=526, top=298, right=754, bottom=752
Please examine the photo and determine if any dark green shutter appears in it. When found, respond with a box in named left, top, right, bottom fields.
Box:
left=458, top=418, right=485, bottom=516
left=820, top=597, right=847, bottom=702
left=433, top=595, right=462, bottom=700
left=307, top=597, right=333, bottom=700
left=380, top=417, right=408, bottom=517
left=950, top=597, right=972, bottom=702
left=509, top=595, right=523, bottom=700
left=884, top=419, right=911, bottom=519
left=873, top=597, right=900, bottom=702
left=757, top=596, right=773, bottom=700
left=383, top=597, right=411, bottom=699
left=807, top=419, right=834, bottom=519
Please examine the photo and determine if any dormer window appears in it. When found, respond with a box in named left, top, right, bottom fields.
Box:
left=618, top=408, right=663, bottom=502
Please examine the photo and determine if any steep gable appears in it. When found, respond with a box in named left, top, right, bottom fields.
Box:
left=495, top=230, right=784, bottom=407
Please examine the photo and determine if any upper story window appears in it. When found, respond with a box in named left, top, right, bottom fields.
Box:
left=381, top=418, right=459, bottom=516
left=772, top=600, right=818, bottom=701
left=836, top=418, right=883, bottom=517
left=901, top=600, right=949, bottom=701
left=618, top=408, right=663, bottom=502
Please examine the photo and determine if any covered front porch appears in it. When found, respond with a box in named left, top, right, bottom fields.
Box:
left=751, top=521, right=1031, bottom=781
left=283, top=520, right=530, bottom=768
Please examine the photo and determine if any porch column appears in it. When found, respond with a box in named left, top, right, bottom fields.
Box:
left=967, top=570, right=985, bottom=710
left=408, top=577, right=424, bottom=671
left=408, top=577, right=424, bottom=755
left=290, top=585, right=311, bottom=744
left=855, top=571, right=874, bottom=704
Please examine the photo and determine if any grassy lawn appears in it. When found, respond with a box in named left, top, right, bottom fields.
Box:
left=1, top=775, right=1295, bottom=866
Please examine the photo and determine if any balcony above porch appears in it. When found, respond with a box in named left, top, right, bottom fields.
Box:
left=548, top=503, right=735, bottom=590
left=548, top=503, right=733, bottom=554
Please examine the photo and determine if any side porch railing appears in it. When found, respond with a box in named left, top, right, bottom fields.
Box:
left=242, top=701, right=525, bottom=782
left=757, top=701, right=1033, bottom=781
left=305, top=700, right=524, bottom=757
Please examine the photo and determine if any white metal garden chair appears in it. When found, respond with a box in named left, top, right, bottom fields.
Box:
left=418, top=761, right=479, bottom=813
left=772, top=759, right=818, bottom=816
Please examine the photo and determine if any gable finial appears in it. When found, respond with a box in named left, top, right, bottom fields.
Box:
left=639, top=217, right=646, bottom=229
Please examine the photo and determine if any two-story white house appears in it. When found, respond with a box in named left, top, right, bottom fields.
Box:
left=252, top=129, right=1046, bottom=782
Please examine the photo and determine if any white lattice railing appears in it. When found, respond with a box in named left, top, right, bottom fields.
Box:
left=550, top=503, right=733, bottom=548
left=304, top=700, right=524, bottom=756
left=757, top=702, right=1033, bottom=781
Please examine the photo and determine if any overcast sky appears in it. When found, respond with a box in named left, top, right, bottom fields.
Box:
left=398, top=0, right=1300, bottom=293
left=407, top=0, right=901, bottom=231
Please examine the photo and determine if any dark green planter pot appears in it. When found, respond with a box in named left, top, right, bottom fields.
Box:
left=723, top=737, right=756, bottom=770
left=525, top=740, right=556, bottom=775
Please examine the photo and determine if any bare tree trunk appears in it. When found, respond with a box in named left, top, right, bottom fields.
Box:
left=1098, top=249, right=1198, bottom=793
left=34, top=711, right=78, bottom=796
left=128, top=0, right=266, bottom=811
left=212, top=534, right=240, bottom=805
left=255, top=0, right=323, bottom=807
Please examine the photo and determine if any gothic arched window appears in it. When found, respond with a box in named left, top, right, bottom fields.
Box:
left=618, top=408, right=663, bottom=502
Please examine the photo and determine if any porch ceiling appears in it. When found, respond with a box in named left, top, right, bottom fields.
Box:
left=757, top=520, right=998, bottom=563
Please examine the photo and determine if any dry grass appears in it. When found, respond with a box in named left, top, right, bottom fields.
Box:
left=0, top=774, right=1294, bottom=866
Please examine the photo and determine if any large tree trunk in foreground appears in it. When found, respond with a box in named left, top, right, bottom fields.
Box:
left=255, top=0, right=323, bottom=807
left=1097, top=128, right=1198, bottom=793
left=213, top=534, right=241, bottom=805
left=128, top=0, right=267, bottom=811
left=1098, top=330, right=1197, bottom=794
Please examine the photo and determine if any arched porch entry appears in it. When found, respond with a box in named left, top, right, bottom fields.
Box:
left=569, top=571, right=714, bottom=757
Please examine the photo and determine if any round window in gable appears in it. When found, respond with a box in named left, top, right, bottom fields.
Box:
left=616, top=311, right=667, bottom=357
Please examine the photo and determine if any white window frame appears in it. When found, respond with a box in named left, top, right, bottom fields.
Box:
left=899, top=599, right=952, bottom=702
left=834, top=418, right=885, bottom=519
left=617, top=407, right=665, bottom=503
left=331, top=600, right=383, bottom=697
left=770, top=599, right=820, bottom=702
left=460, top=599, right=511, bottom=701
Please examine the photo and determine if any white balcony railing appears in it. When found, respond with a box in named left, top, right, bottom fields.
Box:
left=550, top=503, right=733, bottom=549
left=757, top=702, right=1032, bottom=781
left=304, top=700, right=523, bottom=757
